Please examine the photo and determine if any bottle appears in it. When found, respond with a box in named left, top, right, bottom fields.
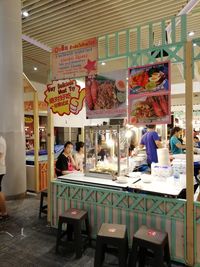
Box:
left=173, top=170, right=180, bottom=186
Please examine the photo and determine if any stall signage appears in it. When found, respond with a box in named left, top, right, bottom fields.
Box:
left=85, top=70, right=127, bottom=119
left=24, top=101, right=47, bottom=111
left=128, top=61, right=171, bottom=125
left=44, top=79, right=85, bottom=116
left=24, top=116, right=33, bottom=124
left=52, top=38, right=97, bottom=80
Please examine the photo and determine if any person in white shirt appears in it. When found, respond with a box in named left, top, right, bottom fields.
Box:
left=74, top=141, right=84, bottom=172
left=0, top=136, right=8, bottom=219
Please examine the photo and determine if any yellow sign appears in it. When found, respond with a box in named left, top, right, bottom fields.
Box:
left=25, top=117, right=33, bottom=123
left=44, top=80, right=85, bottom=116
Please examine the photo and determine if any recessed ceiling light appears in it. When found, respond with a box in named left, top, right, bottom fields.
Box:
left=33, top=67, right=37, bottom=71
left=101, top=62, right=106, bottom=66
left=188, top=31, right=195, bottom=37
left=22, top=11, right=29, bottom=17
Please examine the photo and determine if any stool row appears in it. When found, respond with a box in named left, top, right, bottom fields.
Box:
left=55, top=208, right=171, bottom=267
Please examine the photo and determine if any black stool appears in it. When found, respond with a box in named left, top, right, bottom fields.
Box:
left=128, top=225, right=171, bottom=267
left=94, top=223, right=128, bottom=267
left=56, top=208, right=90, bottom=258
left=39, top=190, right=48, bottom=218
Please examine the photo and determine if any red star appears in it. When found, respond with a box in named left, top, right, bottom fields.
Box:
left=84, top=59, right=96, bottom=74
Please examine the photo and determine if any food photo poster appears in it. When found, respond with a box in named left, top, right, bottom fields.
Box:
left=85, top=69, right=127, bottom=119
left=128, top=61, right=171, bottom=125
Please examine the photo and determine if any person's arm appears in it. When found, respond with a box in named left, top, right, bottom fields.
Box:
left=152, top=132, right=162, bottom=148
left=155, top=140, right=162, bottom=148
left=68, top=154, right=76, bottom=168
left=175, top=142, right=186, bottom=149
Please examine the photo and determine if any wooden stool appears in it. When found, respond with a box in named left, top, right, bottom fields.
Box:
left=56, top=208, right=90, bottom=258
left=128, top=225, right=171, bottom=267
left=39, top=190, right=48, bottom=218
left=94, top=223, right=128, bottom=267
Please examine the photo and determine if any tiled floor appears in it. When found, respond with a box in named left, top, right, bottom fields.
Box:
left=0, top=194, right=186, bottom=267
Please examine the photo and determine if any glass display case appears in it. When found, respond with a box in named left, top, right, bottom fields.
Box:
left=84, top=125, right=129, bottom=178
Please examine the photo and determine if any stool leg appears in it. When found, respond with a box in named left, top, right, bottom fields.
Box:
left=128, top=239, right=138, bottom=267
left=56, top=219, right=62, bottom=253
left=67, top=223, right=74, bottom=241
left=94, top=237, right=105, bottom=267
left=119, top=238, right=128, bottom=267
left=164, top=242, right=171, bottom=267
left=39, top=193, right=44, bottom=218
left=85, top=216, right=91, bottom=245
left=138, top=247, right=147, bottom=267
left=74, top=222, right=82, bottom=258
left=153, top=248, right=165, bottom=267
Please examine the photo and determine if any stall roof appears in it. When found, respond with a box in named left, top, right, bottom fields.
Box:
left=21, top=0, right=200, bottom=83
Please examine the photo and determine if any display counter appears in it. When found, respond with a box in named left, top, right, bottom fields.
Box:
left=26, top=145, right=63, bottom=192
left=50, top=172, right=200, bottom=265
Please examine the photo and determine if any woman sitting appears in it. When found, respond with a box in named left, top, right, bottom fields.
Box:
left=55, top=141, right=76, bottom=176
left=74, top=141, right=84, bottom=172
left=170, top=127, right=186, bottom=154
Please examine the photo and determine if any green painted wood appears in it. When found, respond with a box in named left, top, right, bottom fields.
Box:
left=126, top=209, right=130, bottom=244
left=161, top=216, right=166, bottom=232
left=148, top=23, right=153, bottom=49
left=171, top=218, right=176, bottom=259
left=150, top=214, right=156, bottom=228
left=118, top=208, right=122, bottom=224
left=171, top=17, right=176, bottom=44
left=133, top=212, right=139, bottom=232
left=161, top=19, right=166, bottom=46
left=180, top=14, right=187, bottom=42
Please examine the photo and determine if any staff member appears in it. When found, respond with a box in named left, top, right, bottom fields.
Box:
left=170, top=127, right=186, bottom=154
left=139, top=125, right=162, bottom=165
left=55, top=141, right=76, bottom=176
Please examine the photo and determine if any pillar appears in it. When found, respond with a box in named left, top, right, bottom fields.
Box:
left=0, top=0, right=26, bottom=197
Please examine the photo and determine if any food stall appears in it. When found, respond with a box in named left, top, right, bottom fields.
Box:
left=47, top=14, right=200, bottom=266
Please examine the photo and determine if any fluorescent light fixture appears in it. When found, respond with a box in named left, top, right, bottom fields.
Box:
left=101, top=62, right=106, bottom=66
left=33, top=67, right=37, bottom=71
left=22, top=11, right=29, bottom=17
left=188, top=31, right=195, bottom=36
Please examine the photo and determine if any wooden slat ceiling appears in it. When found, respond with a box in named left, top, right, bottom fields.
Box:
left=21, top=0, right=200, bottom=84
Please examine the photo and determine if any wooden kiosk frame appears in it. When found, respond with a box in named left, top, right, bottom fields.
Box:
left=47, top=14, right=200, bottom=266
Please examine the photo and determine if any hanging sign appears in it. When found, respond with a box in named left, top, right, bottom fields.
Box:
left=128, top=61, right=171, bottom=125
left=85, top=70, right=127, bottom=119
left=52, top=38, right=97, bottom=80
left=44, top=80, right=85, bottom=116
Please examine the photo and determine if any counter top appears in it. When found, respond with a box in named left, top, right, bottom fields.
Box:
left=55, top=172, right=187, bottom=197
left=56, top=172, right=140, bottom=189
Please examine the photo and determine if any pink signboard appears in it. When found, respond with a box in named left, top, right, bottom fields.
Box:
left=128, top=61, right=171, bottom=125
left=85, top=70, right=127, bottom=119
left=52, top=38, right=97, bottom=80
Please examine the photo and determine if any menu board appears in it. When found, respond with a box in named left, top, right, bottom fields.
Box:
left=52, top=38, right=97, bottom=80
left=85, top=70, right=127, bottom=119
left=128, top=61, right=171, bottom=125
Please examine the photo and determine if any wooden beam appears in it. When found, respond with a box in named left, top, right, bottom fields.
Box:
left=47, top=106, right=54, bottom=223
left=185, top=40, right=194, bottom=266
left=33, top=91, right=39, bottom=192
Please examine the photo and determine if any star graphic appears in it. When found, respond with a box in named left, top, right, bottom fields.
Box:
left=84, top=59, right=96, bottom=74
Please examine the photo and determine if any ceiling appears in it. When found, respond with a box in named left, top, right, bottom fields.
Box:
left=21, top=0, right=200, bottom=84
